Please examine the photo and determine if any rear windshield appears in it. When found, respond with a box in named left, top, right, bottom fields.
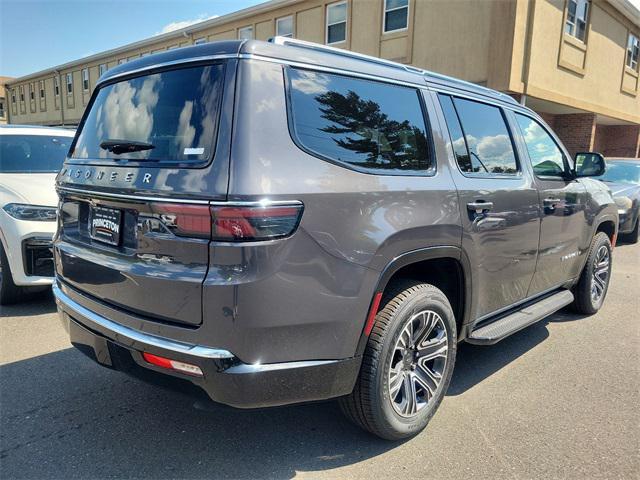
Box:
left=70, top=64, right=224, bottom=164
left=0, top=134, right=73, bottom=173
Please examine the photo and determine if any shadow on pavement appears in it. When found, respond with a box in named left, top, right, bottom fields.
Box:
left=0, top=290, right=56, bottom=318
left=0, top=348, right=395, bottom=479
left=0, top=284, right=603, bottom=478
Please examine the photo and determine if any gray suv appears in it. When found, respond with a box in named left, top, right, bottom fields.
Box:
left=53, top=38, right=618, bottom=440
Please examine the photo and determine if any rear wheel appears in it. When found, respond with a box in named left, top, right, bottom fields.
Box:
left=0, top=243, right=24, bottom=305
left=339, top=282, right=457, bottom=440
left=572, top=232, right=612, bottom=315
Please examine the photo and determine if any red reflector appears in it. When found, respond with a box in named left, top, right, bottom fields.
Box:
left=364, top=292, right=383, bottom=337
left=142, top=352, right=203, bottom=377
left=211, top=204, right=303, bottom=241
left=143, top=352, right=173, bottom=369
left=151, top=203, right=211, bottom=238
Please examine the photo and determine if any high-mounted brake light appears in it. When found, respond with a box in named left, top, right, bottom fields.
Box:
left=142, top=352, right=204, bottom=377
left=211, top=204, right=304, bottom=242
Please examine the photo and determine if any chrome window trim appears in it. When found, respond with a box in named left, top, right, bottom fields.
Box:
left=56, top=185, right=303, bottom=208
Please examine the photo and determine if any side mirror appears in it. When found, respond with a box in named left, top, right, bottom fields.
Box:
left=575, top=152, right=605, bottom=177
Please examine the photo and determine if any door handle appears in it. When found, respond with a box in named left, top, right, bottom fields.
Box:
left=467, top=201, right=494, bottom=214
left=543, top=198, right=562, bottom=209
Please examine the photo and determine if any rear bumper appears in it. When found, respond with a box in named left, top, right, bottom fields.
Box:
left=53, top=281, right=360, bottom=408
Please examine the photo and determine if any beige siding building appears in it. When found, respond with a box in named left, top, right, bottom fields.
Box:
left=5, top=0, right=640, bottom=156
left=0, top=77, right=13, bottom=125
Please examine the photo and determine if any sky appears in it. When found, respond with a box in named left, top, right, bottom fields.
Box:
left=0, top=0, right=266, bottom=79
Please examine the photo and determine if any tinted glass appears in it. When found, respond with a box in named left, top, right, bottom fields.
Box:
left=328, top=23, right=346, bottom=43
left=515, top=114, right=566, bottom=177
left=438, top=94, right=473, bottom=172
left=71, top=64, right=224, bottom=164
left=287, top=69, right=431, bottom=174
left=596, top=161, right=640, bottom=185
left=452, top=98, right=518, bottom=175
left=0, top=134, right=72, bottom=173
left=385, top=9, right=408, bottom=31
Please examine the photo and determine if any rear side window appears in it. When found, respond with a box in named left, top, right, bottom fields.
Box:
left=71, top=64, right=224, bottom=164
left=514, top=114, right=567, bottom=177
left=438, top=94, right=518, bottom=175
left=286, top=68, right=432, bottom=174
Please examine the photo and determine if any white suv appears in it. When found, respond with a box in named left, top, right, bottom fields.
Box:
left=0, top=125, right=75, bottom=304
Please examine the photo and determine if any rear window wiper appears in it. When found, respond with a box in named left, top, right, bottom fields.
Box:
left=100, top=139, right=156, bottom=155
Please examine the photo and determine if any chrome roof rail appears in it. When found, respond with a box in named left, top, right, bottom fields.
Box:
left=269, top=36, right=422, bottom=77
left=268, top=36, right=518, bottom=105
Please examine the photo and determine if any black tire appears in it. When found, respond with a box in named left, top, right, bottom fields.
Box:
left=0, top=243, right=24, bottom=306
left=572, top=232, right=612, bottom=315
left=339, top=281, right=457, bottom=440
left=621, top=218, right=638, bottom=244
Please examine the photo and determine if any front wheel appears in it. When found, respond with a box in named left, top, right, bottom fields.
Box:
left=339, top=282, right=457, bottom=440
left=572, top=232, right=612, bottom=315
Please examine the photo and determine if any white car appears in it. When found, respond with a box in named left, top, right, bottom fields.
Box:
left=0, top=125, right=75, bottom=304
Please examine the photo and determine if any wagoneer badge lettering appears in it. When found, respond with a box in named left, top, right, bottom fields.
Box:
left=59, top=168, right=153, bottom=185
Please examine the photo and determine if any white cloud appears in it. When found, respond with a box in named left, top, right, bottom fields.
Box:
left=156, top=14, right=219, bottom=35
left=291, top=71, right=330, bottom=95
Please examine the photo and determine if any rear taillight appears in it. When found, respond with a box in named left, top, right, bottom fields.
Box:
left=211, top=204, right=303, bottom=242
left=151, top=203, right=211, bottom=238
left=150, top=202, right=303, bottom=241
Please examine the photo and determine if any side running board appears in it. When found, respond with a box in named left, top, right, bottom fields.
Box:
left=467, top=290, right=574, bottom=345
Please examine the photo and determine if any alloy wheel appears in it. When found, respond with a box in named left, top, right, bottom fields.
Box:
left=388, top=310, right=448, bottom=418
left=590, top=245, right=610, bottom=304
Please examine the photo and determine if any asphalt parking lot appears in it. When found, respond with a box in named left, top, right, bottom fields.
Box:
left=1, top=242, right=638, bottom=480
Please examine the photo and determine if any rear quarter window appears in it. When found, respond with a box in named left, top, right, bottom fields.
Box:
left=285, top=68, right=433, bottom=175
left=70, top=64, right=225, bottom=166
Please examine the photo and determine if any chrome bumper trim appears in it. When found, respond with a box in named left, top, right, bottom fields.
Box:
left=52, top=282, right=234, bottom=359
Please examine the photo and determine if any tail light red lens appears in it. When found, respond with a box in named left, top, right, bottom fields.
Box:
left=151, top=203, right=211, bottom=238
left=211, top=204, right=304, bottom=241
left=150, top=202, right=303, bottom=241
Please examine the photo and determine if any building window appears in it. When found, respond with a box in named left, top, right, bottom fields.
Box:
left=66, top=73, right=73, bottom=95
left=99, top=63, right=107, bottom=76
left=627, top=33, right=639, bottom=71
left=29, top=83, right=34, bottom=101
left=383, top=0, right=409, bottom=33
left=11, top=89, right=16, bottom=104
left=39, top=80, right=45, bottom=99
left=19, top=85, right=25, bottom=102
left=194, top=37, right=207, bottom=45
left=54, top=76, right=60, bottom=96
left=82, top=68, right=90, bottom=91
left=276, top=16, right=294, bottom=37
left=326, top=2, right=347, bottom=44
left=565, top=0, right=589, bottom=42
left=0, top=101, right=4, bottom=118
left=238, top=26, right=253, bottom=40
